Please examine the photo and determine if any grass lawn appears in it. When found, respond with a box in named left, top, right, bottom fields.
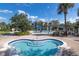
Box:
left=14, top=31, right=30, bottom=36
left=0, top=31, right=11, bottom=35
left=0, top=31, right=30, bottom=36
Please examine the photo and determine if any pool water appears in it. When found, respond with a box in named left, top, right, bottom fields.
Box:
left=8, top=39, right=63, bottom=56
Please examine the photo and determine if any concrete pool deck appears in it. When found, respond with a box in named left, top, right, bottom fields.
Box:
left=0, top=35, right=79, bottom=55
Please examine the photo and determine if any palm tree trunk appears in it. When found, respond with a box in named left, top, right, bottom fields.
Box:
left=64, top=13, right=67, bottom=36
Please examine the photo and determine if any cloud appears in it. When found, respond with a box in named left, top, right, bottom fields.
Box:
left=0, top=17, right=6, bottom=20
left=21, top=12, right=47, bottom=22
left=17, top=11, right=38, bottom=22
left=29, top=16, right=38, bottom=19
left=0, top=10, right=13, bottom=13
left=39, top=18, right=46, bottom=22
left=28, top=15, right=50, bottom=22
left=18, top=10, right=26, bottom=14
left=28, top=16, right=38, bottom=22
left=68, top=18, right=76, bottom=23
left=0, top=16, right=7, bottom=23
left=27, top=13, right=38, bottom=22
left=26, top=13, right=38, bottom=19
left=67, top=17, right=79, bottom=23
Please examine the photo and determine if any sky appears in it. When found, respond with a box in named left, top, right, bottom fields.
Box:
left=0, top=3, right=79, bottom=23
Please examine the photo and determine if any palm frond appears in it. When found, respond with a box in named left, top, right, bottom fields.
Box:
left=57, top=4, right=63, bottom=14
left=58, top=10, right=62, bottom=14
left=57, top=3, right=74, bottom=14
left=77, top=8, right=79, bottom=16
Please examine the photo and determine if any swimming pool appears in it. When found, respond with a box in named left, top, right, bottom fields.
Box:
left=8, top=39, right=63, bottom=56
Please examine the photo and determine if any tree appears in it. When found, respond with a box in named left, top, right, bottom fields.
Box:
left=37, top=20, right=43, bottom=31
left=57, top=3, right=74, bottom=36
left=75, top=19, right=79, bottom=34
left=66, top=21, right=74, bottom=31
left=10, top=13, right=32, bottom=32
left=73, top=8, right=79, bottom=35
left=50, top=20, right=60, bottom=31
left=43, top=22, right=48, bottom=30
left=0, top=22, right=9, bottom=31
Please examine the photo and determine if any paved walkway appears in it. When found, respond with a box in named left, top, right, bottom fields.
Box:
left=0, top=35, right=79, bottom=55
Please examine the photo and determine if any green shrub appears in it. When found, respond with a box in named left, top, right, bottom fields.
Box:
left=14, top=31, right=30, bottom=36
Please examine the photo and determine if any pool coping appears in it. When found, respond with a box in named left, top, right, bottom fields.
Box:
left=0, top=38, right=69, bottom=56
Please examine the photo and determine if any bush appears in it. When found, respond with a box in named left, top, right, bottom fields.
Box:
left=14, top=31, right=30, bottom=36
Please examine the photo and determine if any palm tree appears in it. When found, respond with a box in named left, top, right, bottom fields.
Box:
left=57, top=3, right=74, bottom=36
left=77, top=8, right=79, bottom=16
